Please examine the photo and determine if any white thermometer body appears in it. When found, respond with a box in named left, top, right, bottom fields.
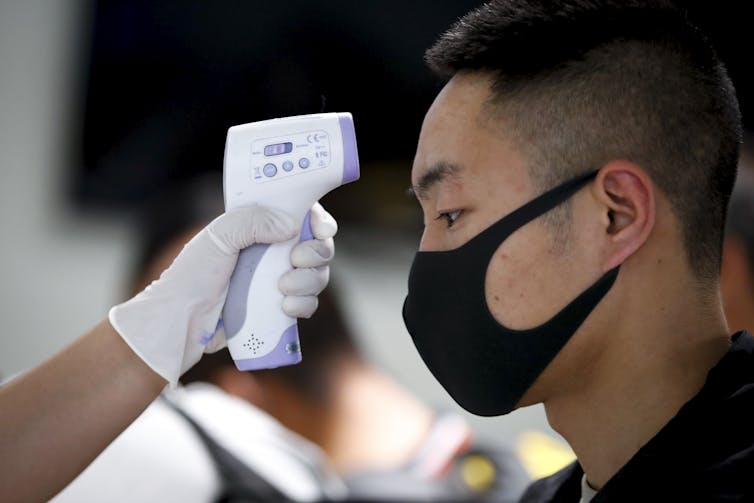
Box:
left=222, top=112, right=360, bottom=370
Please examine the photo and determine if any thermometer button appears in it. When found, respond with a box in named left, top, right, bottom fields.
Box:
left=299, top=157, right=310, bottom=169
left=282, top=160, right=294, bottom=172
left=263, top=163, right=277, bottom=177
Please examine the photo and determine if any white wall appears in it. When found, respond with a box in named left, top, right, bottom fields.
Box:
left=0, top=0, right=134, bottom=379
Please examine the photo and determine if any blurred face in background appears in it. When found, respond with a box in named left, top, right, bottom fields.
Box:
left=720, top=234, right=754, bottom=333
left=720, top=166, right=754, bottom=334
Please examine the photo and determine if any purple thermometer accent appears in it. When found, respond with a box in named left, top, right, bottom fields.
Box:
left=222, top=244, right=270, bottom=341
left=337, top=113, right=360, bottom=184
left=202, top=318, right=223, bottom=345
left=233, top=324, right=302, bottom=370
left=299, top=210, right=314, bottom=242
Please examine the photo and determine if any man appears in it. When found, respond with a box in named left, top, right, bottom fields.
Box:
left=722, top=156, right=754, bottom=333
left=401, top=1, right=753, bottom=501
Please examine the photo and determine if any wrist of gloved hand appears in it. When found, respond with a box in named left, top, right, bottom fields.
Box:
left=108, top=203, right=336, bottom=386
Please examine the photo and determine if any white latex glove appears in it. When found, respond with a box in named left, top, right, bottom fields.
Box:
left=109, top=203, right=337, bottom=386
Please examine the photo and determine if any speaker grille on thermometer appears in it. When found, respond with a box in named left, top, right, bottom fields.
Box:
left=242, top=333, right=264, bottom=355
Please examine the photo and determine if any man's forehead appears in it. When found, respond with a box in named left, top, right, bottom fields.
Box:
left=422, top=80, right=488, bottom=132
left=410, top=73, right=522, bottom=200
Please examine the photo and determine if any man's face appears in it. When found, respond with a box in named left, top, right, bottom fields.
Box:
left=410, top=71, right=603, bottom=341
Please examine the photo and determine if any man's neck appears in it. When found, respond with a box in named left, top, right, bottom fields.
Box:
left=543, top=278, right=730, bottom=490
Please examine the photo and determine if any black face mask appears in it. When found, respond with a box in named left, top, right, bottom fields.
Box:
left=402, top=170, right=620, bottom=416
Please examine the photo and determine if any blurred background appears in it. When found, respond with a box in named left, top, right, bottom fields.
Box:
left=1, top=0, right=752, bottom=479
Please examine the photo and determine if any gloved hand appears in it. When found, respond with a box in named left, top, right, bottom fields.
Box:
left=109, top=203, right=337, bottom=386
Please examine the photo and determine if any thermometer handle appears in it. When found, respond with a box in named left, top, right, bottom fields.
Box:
left=222, top=212, right=314, bottom=370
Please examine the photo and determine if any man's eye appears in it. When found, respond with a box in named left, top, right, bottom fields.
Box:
left=435, top=209, right=462, bottom=228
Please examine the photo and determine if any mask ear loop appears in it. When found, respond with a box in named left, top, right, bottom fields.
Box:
left=441, top=168, right=599, bottom=288
left=448, top=170, right=602, bottom=262
left=485, top=169, right=600, bottom=241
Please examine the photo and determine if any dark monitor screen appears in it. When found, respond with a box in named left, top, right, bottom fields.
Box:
left=72, top=1, right=483, bottom=209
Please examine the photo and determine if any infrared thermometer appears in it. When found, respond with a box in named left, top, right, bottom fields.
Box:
left=222, top=112, right=360, bottom=371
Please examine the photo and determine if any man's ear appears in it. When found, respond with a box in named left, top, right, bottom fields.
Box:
left=211, top=367, right=269, bottom=410
left=593, top=160, right=655, bottom=269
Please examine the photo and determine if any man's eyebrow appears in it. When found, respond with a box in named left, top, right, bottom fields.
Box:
left=409, top=161, right=462, bottom=200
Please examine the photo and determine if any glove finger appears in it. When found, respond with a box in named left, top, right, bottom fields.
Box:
left=207, top=206, right=297, bottom=255
left=282, top=295, right=319, bottom=318
left=290, top=237, right=334, bottom=268
left=309, top=202, right=338, bottom=240
left=279, top=266, right=329, bottom=296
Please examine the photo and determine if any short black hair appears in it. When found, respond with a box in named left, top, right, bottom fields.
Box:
left=132, top=176, right=361, bottom=401
left=426, top=0, right=742, bottom=281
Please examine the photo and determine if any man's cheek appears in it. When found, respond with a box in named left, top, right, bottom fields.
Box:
left=484, top=227, right=556, bottom=329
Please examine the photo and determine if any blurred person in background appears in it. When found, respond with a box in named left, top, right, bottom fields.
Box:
left=721, top=150, right=754, bottom=333
left=63, top=175, right=527, bottom=502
